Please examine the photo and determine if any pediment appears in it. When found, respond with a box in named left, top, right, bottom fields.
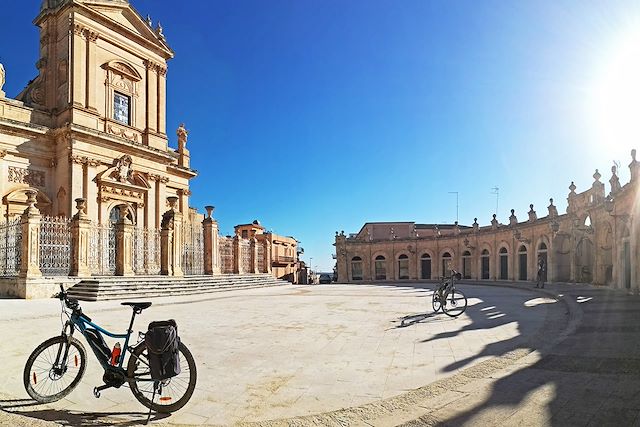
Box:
left=102, top=60, right=142, bottom=81
left=79, top=1, right=173, bottom=58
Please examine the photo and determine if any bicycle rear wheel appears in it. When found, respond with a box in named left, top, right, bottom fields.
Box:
left=127, top=341, right=197, bottom=413
left=442, top=289, right=467, bottom=317
left=23, top=336, right=87, bottom=403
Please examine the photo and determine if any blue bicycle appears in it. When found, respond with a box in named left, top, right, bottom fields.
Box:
left=23, top=285, right=197, bottom=413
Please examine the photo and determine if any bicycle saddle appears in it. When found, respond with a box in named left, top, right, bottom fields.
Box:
left=121, top=302, right=152, bottom=310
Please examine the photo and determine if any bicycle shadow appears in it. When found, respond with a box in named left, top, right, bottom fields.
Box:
left=391, top=311, right=454, bottom=329
left=1, top=400, right=170, bottom=426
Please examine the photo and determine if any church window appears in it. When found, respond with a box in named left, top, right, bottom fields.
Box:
left=114, top=92, right=130, bottom=125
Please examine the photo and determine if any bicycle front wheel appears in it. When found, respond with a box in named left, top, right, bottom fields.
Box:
left=432, top=289, right=443, bottom=313
left=23, top=335, right=87, bottom=403
left=127, top=341, right=197, bottom=413
left=442, top=289, right=467, bottom=317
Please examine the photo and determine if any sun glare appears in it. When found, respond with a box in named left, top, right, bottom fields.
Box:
left=589, top=29, right=640, bottom=154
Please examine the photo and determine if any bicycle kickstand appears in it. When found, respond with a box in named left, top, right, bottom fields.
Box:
left=93, top=384, right=112, bottom=398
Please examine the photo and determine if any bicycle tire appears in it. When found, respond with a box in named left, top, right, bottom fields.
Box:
left=127, top=341, right=197, bottom=413
left=23, top=335, right=87, bottom=403
left=432, top=288, right=443, bottom=313
left=442, top=289, right=468, bottom=317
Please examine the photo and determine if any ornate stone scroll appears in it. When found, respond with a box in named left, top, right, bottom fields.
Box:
left=8, top=167, right=45, bottom=187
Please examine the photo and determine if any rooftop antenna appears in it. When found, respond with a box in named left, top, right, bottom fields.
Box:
left=448, top=191, right=459, bottom=223
left=491, top=186, right=499, bottom=216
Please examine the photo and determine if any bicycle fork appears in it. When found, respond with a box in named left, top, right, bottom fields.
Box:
left=53, top=322, right=75, bottom=374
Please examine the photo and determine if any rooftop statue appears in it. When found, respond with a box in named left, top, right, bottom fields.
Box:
left=0, top=63, right=5, bottom=97
left=177, top=123, right=188, bottom=147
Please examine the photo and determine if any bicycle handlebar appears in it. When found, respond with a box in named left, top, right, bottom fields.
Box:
left=56, top=284, right=83, bottom=314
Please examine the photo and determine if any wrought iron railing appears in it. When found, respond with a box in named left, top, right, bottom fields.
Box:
left=240, top=239, right=251, bottom=272
left=39, top=216, right=71, bottom=276
left=219, top=236, right=234, bottom=273
left=0, top=219, right=22, bottom=277
left=256, top=242, right=265, bottom=273
left=182, top=222, right=204, bottom=275
left=133, top=227, right=161, bottom=275
left=88, top=223, right=116, bottom=275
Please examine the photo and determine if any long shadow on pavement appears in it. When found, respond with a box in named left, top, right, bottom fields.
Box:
left=415, top=288, right=640, bottom=426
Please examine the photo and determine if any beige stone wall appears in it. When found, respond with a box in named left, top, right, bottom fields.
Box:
left=336, top=159, right=640, bottom=293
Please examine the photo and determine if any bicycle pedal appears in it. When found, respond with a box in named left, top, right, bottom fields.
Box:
left=93, top=387, right=100, bottom=398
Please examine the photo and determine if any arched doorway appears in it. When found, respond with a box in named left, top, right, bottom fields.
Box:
left=554, top=234, right=571, bottom=282
left=351, top=256, right=363, bottom=281
left=398, top=254, right=409, bottom=279
left=374, top=255, right=387, bottom=280
left=576, top=237, right=594, bottom=283
left=462, top=251, right=471, bottom=279
left=421, top=254, right=431, bottom=279
left=442, top=252, right=452, bottom=278
left=499, top=247, right=508, bottom=280
left=602, top=224, right=613, bottom=285
left=518, top=245, right=528, bottom=280
left=481, top=249, right=490, bottom=279
left=537, top=242, right=548, bottom=282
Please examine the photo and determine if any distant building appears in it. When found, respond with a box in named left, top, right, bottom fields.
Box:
left=234, top=220, right=299, bottom=283
left=335, top=157, right=640, bottom=293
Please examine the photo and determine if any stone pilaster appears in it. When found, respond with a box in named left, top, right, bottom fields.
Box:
left=250, top=238, right=259, bottom=273
left=70, top=198, right=91, bottom=277
left=19, top=190, right=42, bottom=278
left=115, top=204, right=134, bottom=276
left=233, top=235, right=241, bottom=274
left=264, top=239, right=272, bottom=274
left=160, top=197, right=183, bottom=276
left=202, top=206, right=216, bottom=275
left=160, top=227, right=173, bottom=276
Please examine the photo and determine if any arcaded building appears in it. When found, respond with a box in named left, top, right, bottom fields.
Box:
left=335, top=155, right=640, bottom=293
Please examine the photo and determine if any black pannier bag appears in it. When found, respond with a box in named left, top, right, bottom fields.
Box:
left=85, top=328, right=111, bottom=362
left=145, top=319, right=181, bottom=380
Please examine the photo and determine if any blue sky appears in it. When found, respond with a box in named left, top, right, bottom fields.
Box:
left=2, top=1, right=640, bottom=271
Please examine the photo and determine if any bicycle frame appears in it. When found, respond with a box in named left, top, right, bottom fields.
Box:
left=62, top=309, right=141, bottom=372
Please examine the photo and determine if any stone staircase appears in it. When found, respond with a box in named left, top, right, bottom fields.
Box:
left=66, top=273, right=290, bottom=301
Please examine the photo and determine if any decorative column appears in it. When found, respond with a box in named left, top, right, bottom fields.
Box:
left=233, top=235, right=241, bottom=274
left=19, top=190, right=42, bottom=278
left=115, top=204, right=134, bottom=276
left=85, top=30, right=99, bottom=111
left=71, top=24, right=86, bottom=107
left=250, top=237, right=259, bottom=273
left=160, top=196, right=183, bottom=276
left=70, top=198, right=92, bottom=277
left=202, top=205, right=217, bottom=275
left=157, top=66, right=167, bottom=134
left=264, top=239, right=272, bottom=274
left=160, top=212, right=173, bottom=276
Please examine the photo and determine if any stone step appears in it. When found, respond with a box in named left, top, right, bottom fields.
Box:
left=66, top=274, right=289, bottom=301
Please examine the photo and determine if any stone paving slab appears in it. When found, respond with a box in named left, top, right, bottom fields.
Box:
left=0, top=282, right=562, bottom=426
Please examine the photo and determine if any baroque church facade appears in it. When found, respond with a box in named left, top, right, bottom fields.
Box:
left=1, top=0, right=192, bottom=225
left=335, top=157, right=640, bottom=293
left=0, top=0, right=299, bottom=297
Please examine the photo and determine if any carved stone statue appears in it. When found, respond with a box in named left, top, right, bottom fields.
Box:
left=609, top=165, right=622, bottom=195
left=113, top=155, right=132, bottom=183
left=177, top=123, right=188, bottom=147
left=548, top=198, right=558, bottom=217
left=0, top=63, right=5, bottom=98
left=630, top=149, right=639, bottom=182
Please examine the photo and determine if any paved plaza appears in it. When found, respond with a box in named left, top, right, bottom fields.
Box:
left=2, top=281, right=640, bottom=426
